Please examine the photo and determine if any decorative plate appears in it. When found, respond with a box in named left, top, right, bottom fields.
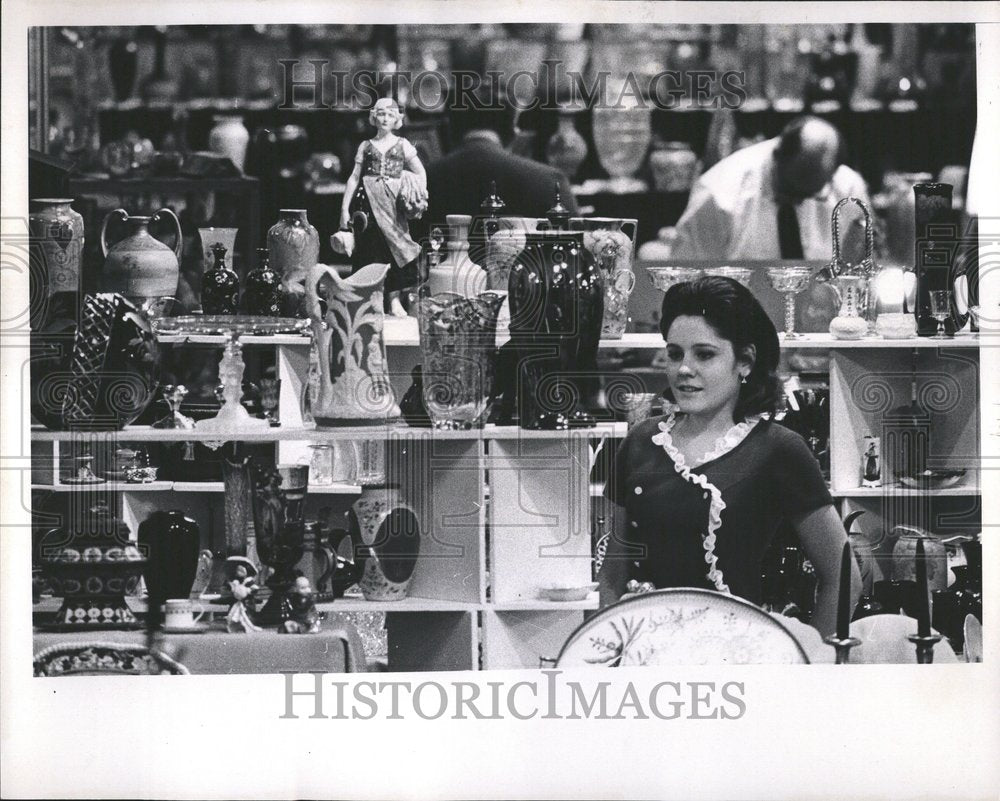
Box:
left=964, top=614, right=982, bottom=663
left=555, top=588, right=810, bottom=666
left=895, top=469, right=966, bottom=489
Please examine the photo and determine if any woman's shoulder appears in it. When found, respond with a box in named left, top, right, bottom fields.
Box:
left=752, top=420, right=816, bottom=459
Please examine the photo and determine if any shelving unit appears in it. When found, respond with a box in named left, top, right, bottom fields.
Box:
left=30, top=314, right=982, bottom=669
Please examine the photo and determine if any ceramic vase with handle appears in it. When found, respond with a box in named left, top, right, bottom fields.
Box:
left=268, top=209, right=319, bottom=317
left=101, top=207, right=182, bottom=317
left=307, top=262, right=400, bottom=424
left=349, top=485, right=421, bottom=601
left=505, top=230, right=604, bottom=429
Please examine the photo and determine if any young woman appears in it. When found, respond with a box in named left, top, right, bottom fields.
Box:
left=600, top=276, right=859, bottom=636
left=339, top=97, right=427, bottom=317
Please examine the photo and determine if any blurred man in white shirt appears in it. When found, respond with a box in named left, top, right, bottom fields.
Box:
left=671, top=116, right=869, bottom=261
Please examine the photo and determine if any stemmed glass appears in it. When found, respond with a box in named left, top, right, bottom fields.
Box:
left=766, top=266, right=813, bottom=339
left=929, top=290, right=953, bottom=339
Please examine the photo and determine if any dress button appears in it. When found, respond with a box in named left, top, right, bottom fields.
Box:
left=703, top=491, right=709, bottom=500
left=631, top=521, right=638, bottom=528
left=634, top=486, right=642, bottom=495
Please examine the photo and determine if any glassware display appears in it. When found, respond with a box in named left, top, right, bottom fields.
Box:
left=929, top=289, right=953, bottom=338
left=153, top=384, right=195, bottom=429
left=63, top=454, right=105, bottom=485
left=153, top=315, right=309, bottom=436
left=913, top=182, right=959, bottom=335
left=766, top=266, right=813, bottom=339
left=417, top=291, right=506, bottom=429
left=573, top=219, right=637, bottom=340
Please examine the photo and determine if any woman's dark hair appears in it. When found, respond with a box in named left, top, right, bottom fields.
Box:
left=659, top=276, right=781, bottom=421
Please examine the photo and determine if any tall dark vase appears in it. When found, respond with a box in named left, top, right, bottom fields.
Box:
left=914, top=182, right=962, bottom=335
left=108, top=39, right=139, bottom=102
left=505, top=230, right=604, bottom=429
left=250, top=460, right=308, bottom=624
left=138, top=510, right=201, bottom=628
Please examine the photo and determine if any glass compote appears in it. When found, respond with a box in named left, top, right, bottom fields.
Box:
left=929, top=290, right=953, bottom=339
left=766, top=266, right=813, bottom=339
left=645, top=265, right=703, bottom=292
left=703, top=266, right=754, bottom=289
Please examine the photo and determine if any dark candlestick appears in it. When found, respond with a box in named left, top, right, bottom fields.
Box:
left=823, top=635, right=862, bottom=664
left=907, top=634, right=943, bottom=664
left=915, top=539, right=931, bottom=637
left=837, top=540, right=853, bottom=640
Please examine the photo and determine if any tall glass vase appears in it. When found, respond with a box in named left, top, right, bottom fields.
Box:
left=913, top=182, right=960, bottom=335
left=417, top=291, right=506, bottom=429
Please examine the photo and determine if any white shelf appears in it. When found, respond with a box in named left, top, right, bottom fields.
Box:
left=30, top=422, right=627, bottom=443
left=156, top=333, right=310, bottom=346
left=31, top=481, right=174, bottom=492
left=488, top=596, right=599, bottom=611
left=830, top=484, right=981, bottom=498
left=32, top=481, right=361, bottom=494
left=378, top=319, right=984, bottom=350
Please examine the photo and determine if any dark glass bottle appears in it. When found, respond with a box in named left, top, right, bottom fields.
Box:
left=913, top=182, right=959, bottom=335
left=201, top=242, right=240, bottom=315
left=243, top=247, right=283, bottom=317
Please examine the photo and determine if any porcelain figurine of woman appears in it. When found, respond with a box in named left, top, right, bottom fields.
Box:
left=339, top=97, right=428, bottom=318
left=225, top=559, right=261, bottom=633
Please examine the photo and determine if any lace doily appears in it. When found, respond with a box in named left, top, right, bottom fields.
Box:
left=650, top=410, right=766, bottom=593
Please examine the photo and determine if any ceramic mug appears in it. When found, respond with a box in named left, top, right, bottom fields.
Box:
left=162, top=598, right=205, bottom=629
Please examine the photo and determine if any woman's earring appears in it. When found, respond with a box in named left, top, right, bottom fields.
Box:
left=740, top=373, right=748, bottom=385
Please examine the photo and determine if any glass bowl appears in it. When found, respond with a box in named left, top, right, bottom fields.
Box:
left=645, top=265, right=703, bottom=291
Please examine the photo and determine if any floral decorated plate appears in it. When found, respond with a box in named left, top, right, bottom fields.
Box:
left=555, top=588, right=810, bottom=666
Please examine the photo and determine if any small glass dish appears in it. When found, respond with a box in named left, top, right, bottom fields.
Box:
left=539, top=582, right=599, bottom=602
left=645, top=265, right=702, bottom=292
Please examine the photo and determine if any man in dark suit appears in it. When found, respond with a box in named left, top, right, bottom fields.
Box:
left=414, top=106, right=578, bottom=244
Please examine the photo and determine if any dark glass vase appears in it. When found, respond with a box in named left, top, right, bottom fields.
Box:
left=250, top=461, right=308, bottom=624
left=913, top=182, right=961, bottom=335
left=504, top=230, right=604, bottom=429
left=201, top=242, right=240, bottom=315
left=243, top=247, right=283, bottom=317
left=59, top=293, right=161, bottom=430
left=138, top=510, right=201, bottom=628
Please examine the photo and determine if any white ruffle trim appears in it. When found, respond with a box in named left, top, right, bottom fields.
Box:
left=650, top=411, right=766, bottom=593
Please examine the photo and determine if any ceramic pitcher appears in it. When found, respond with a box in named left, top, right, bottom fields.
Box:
left=101, top=207, right=182, bottom=315
left=307, top=262, right=400, bottom=424
left=349, top=485, right=421, bottom=601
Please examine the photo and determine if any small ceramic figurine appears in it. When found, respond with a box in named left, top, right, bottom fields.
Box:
left=278, top=576, right=322, bottom=634
left=339, top=96, right=427, bottom=318
left=225, top=557, right=262, bottom=633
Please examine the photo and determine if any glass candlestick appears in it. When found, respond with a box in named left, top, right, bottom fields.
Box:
left=196, top=334, right=270, bottom=434
left=767, top=266, right=813, bottom=339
